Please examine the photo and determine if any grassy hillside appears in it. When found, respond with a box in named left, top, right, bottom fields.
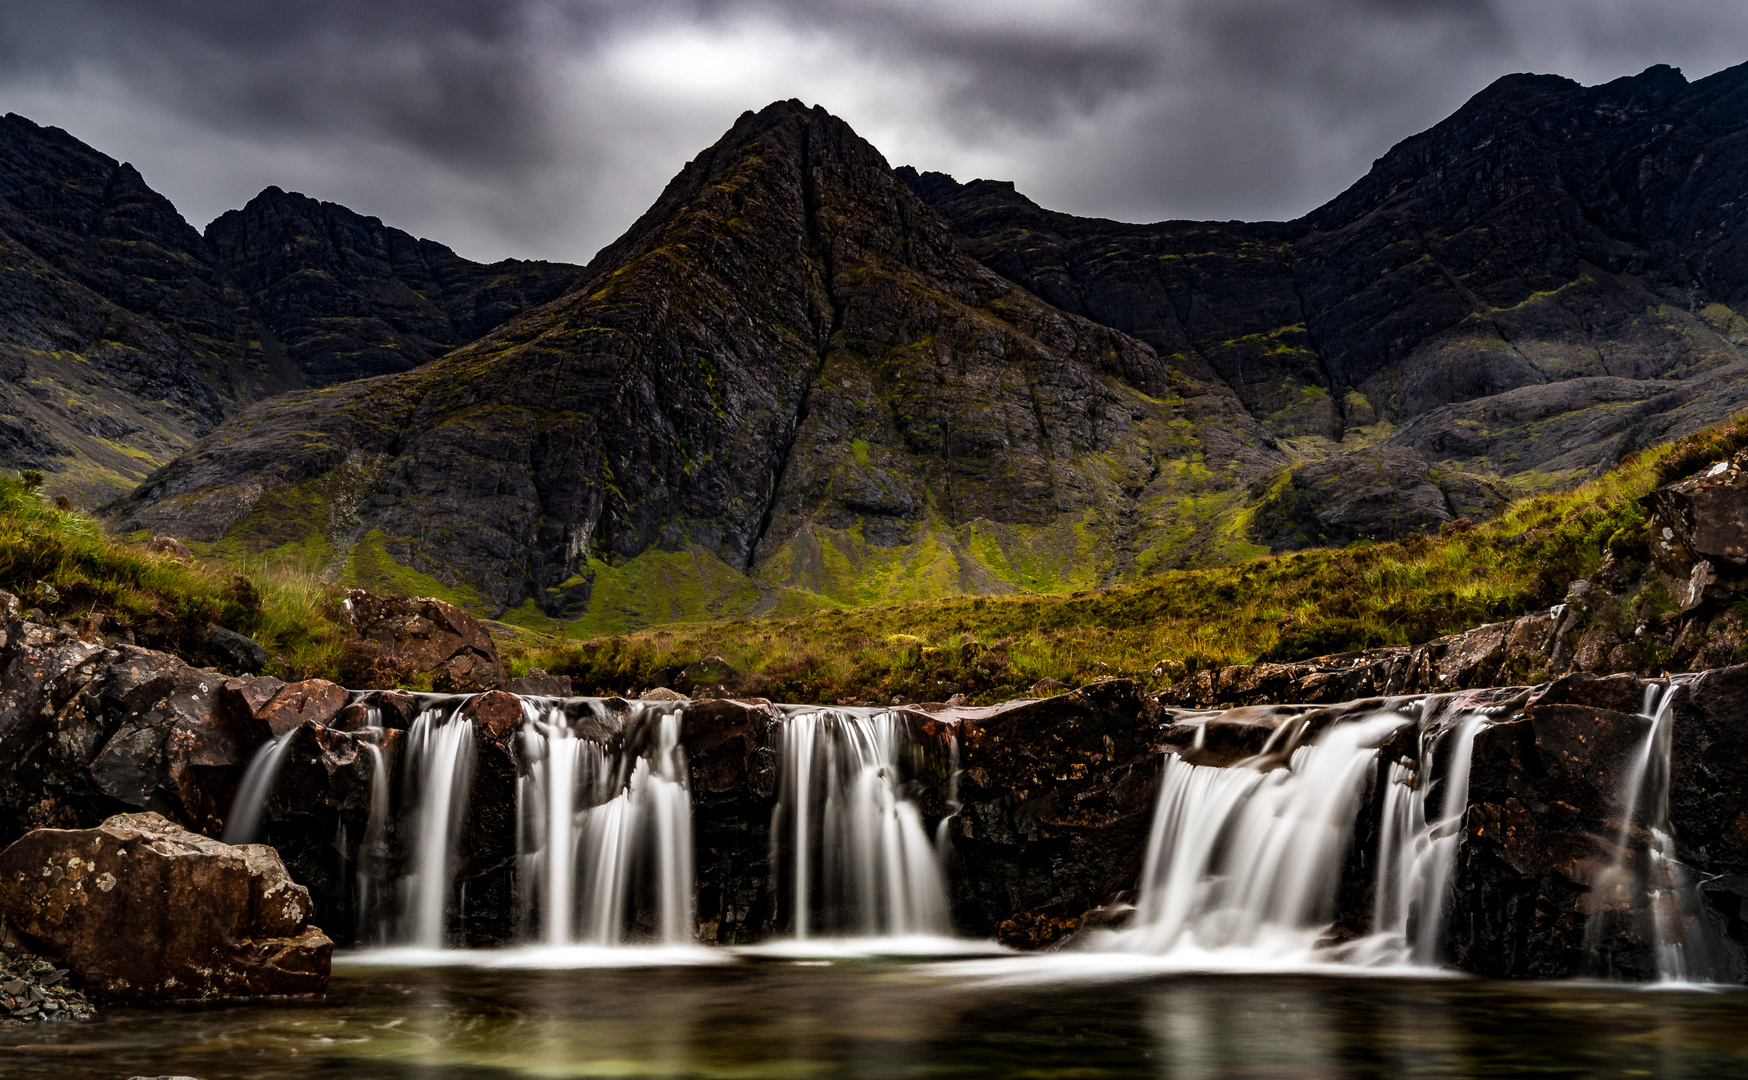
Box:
left=4, top=413, right=1744, bottom=702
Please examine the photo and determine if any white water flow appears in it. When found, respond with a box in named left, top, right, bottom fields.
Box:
left=1116, top=713, right=1411, bottom=957
left=355, top=738, right=392, bottom=937
left=405, top=704, right=475, bottom=949
left=517, top=701, right=695, bottom=946
left=1366, top=711, right=1487, bottom=965
left=222, top=727, right=298, bottom=844
left=1587, top=683, right=1718, bottom=981
left=776, top=709, right=951, bottom=940
left=1099, top=703, right=1494, bottom=968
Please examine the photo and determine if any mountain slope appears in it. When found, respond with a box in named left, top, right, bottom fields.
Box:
left=110, top=102, right=1282, bottom=627
left=908, top=62, right=1748, bottom=544
left=0, top=114, right=580, bottom=502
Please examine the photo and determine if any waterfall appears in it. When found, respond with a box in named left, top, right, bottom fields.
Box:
left=222, top=727, right=298, bottom=844
left=774, top=708, right=952, bottom=940
left=1359, top=708, right=1488, bottom=965
left=1586, top=682, right=1720, bottom=981
left=1116, top=712, right=1410, bottom=957
left=515, top=699, right=695, bottom=947
left=404, top=702, right=475, bottom=949
left=1099, top=700, right=1494, bottom=968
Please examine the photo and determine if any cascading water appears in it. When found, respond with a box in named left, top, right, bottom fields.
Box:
left=774, top=708, right=953, bottom=940
left=222, top=727, right=298, bottom=844
left=1115, top=712, right=1409, bottom=958
left=1365, top=706, right=1487, bottom=965
left=1095, top=698, right=1493, bottom=969
left=1585, top=682, right=1720, bottom=982
left=515, top=699, right=695, bottom=947
left=402, top=702, right=475, bottom=949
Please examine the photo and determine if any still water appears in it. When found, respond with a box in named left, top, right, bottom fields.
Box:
left=2, top=954, right=1745, bottom=1079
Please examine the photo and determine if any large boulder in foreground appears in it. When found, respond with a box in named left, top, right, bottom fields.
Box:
left=0, top=812, right=331, bottom=1001
left=340, top=590, right=505, bottom=691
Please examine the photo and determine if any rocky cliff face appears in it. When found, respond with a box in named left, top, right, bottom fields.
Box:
left=0, top=114, right=579, bottom=503
left=111, top=101, right=1282, bottom=623
left=910, top=62, right=1748, bottom=545
left=204, top=188, right=576, bottom=386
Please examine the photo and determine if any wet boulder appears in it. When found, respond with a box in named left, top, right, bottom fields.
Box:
left=340, top=590, right=505, bottom=691
left=0, top=812, right=331, bottom=1001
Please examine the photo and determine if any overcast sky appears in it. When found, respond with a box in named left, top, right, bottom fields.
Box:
left=3, top=1, right=1745, bottom=265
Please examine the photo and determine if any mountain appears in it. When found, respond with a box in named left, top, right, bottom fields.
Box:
left=907, top=62, right=1748, bottom=543
left=109, top=101, right=1282, bottom=629
left=98, top=62, right=1748, bottom=631
left=0, top=114, right=579, bottom=502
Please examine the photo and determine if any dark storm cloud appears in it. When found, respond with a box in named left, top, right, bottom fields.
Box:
left=0, top=0, right=587, bottom=172
left=1, top=1, right=1744, bottom=260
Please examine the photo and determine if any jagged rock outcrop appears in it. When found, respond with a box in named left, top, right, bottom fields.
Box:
left=110, top=101, right=1282, bottom=622
left=0, top=812, right=330, bottom=1001
left=1646, top=449, right=1748, bottom=609
left=204, top=188, right=577, bottom=386
left=1156, top=607, right=1576, bottom=709
left=338, top=591, right=506, bottom=692
left=909, top=62, right=1748, bottom=542
left=0, top=114, right=580, bottom=503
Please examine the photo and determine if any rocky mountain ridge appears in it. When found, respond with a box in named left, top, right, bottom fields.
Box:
left=0, top=113, right=578, bottom=502
left=18, top=61, right=1748, bottom=630
left=909, top=61, right=1748, bottom=546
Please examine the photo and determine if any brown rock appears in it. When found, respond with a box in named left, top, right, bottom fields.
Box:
left=458, top=690, right=523, bottom=742
left=0, top=812, right=331, bottom=1001
left=144, top=536, right=192, bottom=562
left=1646, top=451, right=1748, bottom=583
left=257, top=680, right=348, bottom=736
left=340, top=590, right=504, bottom=691
left=504, top=669, right=572, bottom=697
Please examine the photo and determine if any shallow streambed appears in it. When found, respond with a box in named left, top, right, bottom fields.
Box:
left=1, top=954, right=1744, bottom=1079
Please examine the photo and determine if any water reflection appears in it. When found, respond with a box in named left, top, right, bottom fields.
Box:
left=1, top=961, right=1744, bottom=1079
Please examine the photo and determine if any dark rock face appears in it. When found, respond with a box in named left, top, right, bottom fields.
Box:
left=911, top=62, right=1748, bottom=533
left=1445, top=671, right=1748, bottom=981
left=205, top=188, right=577, bottom=386
left=0, top=812, right=331, bottom=1001
left=0, top=114, right=580, bottom=504
left=937, top=680, right=1164, bottom=946
left=682, top=698, right=780, bottom=943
